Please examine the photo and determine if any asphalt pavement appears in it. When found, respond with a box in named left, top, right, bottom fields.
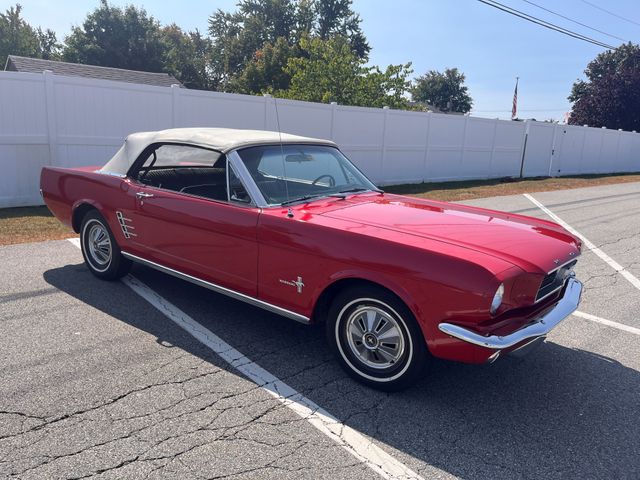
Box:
left=1, top=182, right=639, bottom=479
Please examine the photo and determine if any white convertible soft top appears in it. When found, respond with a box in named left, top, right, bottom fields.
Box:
left=100, top=127, right=337, bottom=175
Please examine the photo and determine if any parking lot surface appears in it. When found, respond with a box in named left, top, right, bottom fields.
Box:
left=1, top=182, right=639, bottom=479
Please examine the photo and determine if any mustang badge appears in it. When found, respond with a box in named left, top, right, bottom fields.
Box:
left=279, top=276, right=305, bottom=294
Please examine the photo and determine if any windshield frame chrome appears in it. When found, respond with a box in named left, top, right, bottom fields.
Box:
left=227, top=150, right=270, bottom=207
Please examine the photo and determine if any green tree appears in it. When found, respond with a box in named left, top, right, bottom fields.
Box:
left=208, top=0, right=297, bottom=90
left=161, top=25, right=213, bottom=90
left=230, top=37, right=296, bottom=93
left=62, top=0, right=166, bottom=72
left=314, top=0, right=369, bottom=58
left=279, top=36, right=411, bottom=108
left=568, top=42, right=640, bottom=131
left=208, top=0, right=369, bottom=92
left=295, top=0, right=315, bottom=41
left=35, top=27, right=59, bottom=59
left=0, top=4, right=59, bottom=67
left=410, top=68, right=473, bottom=113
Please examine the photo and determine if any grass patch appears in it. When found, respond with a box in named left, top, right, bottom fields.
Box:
left=0, top=173, right=639, bottom=246
left=0, top=206, right=73, bottom=246
left=384, top=173, right=640, bottom=202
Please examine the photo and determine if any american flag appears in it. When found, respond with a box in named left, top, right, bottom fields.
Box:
left=511, top=77, right=519, bottom=120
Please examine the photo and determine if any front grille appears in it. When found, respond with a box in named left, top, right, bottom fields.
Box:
left=535, top=260, right=577, bottom=302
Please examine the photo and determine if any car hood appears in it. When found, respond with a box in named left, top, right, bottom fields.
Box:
left=321, top=194, right=581, bottom=273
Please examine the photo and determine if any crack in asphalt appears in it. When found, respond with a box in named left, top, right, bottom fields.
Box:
left=0, top=369, right=225, bottom=442
left=594, top=232, right=640, bottom=250
left=1, top=351, right=374, bottom=480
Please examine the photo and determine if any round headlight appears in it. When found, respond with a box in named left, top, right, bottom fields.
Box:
left=490, top=283, right=504, bottom=315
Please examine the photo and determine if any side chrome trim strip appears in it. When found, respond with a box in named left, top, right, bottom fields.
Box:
left=121, top=251, right=311, bottom=325
left=438, top=277, right=583, bottom=350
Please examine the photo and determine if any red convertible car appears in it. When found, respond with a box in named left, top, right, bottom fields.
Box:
left=41, top=128, right=583, bottom=390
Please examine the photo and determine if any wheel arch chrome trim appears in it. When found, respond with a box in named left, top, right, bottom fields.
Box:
left=121, top=251, right=310, bottom=325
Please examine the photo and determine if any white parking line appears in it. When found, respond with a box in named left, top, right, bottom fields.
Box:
left=573, top=311, right=640, bottom=336
left=523, top=193, right=640, bottom=291
left=66, top=238, right=425, bottom=480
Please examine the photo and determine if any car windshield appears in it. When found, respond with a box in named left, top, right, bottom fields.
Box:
left=235, top=144, right=379, bottom=205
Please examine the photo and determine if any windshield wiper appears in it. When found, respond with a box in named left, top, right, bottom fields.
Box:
left=280, top=194, right=328, bottom=206
left=280, top=187, right=384, bottom=206
left=337, top=187, right=384, bottom=194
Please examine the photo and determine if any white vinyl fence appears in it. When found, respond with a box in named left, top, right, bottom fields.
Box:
left=1, top=70, right=639, bottom=208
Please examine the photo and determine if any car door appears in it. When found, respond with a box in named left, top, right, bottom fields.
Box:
left=124, top=143, right=260, bottom=297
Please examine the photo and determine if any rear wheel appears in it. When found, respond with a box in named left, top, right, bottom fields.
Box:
left=80, top=210, right=131, bottom=280
left=326, top=285, right=429, bottom=391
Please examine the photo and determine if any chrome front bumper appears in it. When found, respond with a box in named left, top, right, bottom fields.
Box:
left=438, top=277, right=583, bottom=350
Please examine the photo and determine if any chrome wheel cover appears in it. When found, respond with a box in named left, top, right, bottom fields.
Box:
left=87, top=222, right=112, bottom=268
left=344, top=305, right=406, bottom=370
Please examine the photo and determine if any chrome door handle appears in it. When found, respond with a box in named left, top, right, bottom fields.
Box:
left=136, top=192, right=154, bottom=198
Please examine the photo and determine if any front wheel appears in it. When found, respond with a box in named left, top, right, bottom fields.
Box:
left=326, top=286, right=429, bottom=391
left=80, top=210, right=131, bottom=280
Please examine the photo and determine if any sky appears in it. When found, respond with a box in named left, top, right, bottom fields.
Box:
left=6, top=0, right=640, bottom=121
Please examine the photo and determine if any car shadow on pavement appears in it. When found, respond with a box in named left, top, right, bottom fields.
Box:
left=44, top=263, right=640, bottom=480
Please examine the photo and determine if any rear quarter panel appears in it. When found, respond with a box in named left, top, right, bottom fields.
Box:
left=40, top=167, right=136, bottom=248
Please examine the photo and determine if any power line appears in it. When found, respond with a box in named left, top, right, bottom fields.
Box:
left=476, top=0, right=617, bottom=49
left=579, top=0, right=640, bottom=29
left=479, top=0, right=616, bottom=48
left=521, top=0, right=629, bottom=43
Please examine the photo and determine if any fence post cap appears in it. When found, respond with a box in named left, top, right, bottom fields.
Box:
left=330, top=101, right=337, bottom=105
left=382, top=106, right=390, bottom=109
left=263, top=93, right=272, bottom=97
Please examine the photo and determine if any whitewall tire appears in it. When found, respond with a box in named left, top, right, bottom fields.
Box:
left=80, top=210, right=131, bottom=280
left=326, top=285, right=429, bottom=391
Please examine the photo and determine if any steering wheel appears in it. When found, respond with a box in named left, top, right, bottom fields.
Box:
left=312, top=174, right=336, bottom=187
